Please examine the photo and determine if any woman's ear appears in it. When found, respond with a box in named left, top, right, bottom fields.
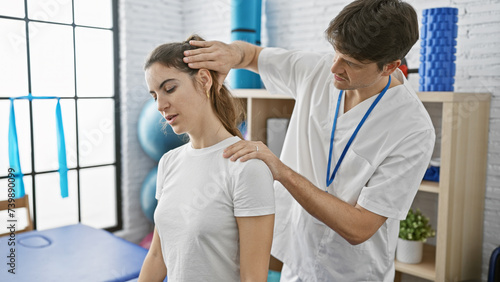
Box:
left=197, top=69, right=213, bottom=93
left=383, top=60, right=401, bottom=76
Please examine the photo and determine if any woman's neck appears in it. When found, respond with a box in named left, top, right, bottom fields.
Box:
left=189, top=119, right=234, bottom=149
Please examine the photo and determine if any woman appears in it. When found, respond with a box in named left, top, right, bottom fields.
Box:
left=138, top=35, right=275, bottom=282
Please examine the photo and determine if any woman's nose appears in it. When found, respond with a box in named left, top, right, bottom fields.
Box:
left=157, top=95, right=169, bottom=113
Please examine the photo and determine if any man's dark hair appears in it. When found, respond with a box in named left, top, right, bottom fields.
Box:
left=325, top=0, right=419, bottom=70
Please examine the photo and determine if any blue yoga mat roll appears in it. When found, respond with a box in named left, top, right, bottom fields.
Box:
left=230, top=0, right=263, bottom=89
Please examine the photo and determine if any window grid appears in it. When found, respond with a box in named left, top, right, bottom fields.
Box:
left=0, top=0, right=122, bottom=232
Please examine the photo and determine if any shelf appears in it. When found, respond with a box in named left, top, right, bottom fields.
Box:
left=233, top=89, right=492, bottom=103
left=395, top=244, right=436, bottom=281
left=232, top=89, right=291, bottom=99
left=419, top=181, right=439, bottom=194
left=417, top=91, right=491, bottom=103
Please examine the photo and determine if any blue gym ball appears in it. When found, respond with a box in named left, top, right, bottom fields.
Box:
left=137, top=99, right=187, bottom=161
left=141, top=166, right=158, bottom=223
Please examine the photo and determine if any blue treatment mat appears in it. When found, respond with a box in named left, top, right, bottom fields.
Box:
left=0, top=224, right=148, bottom=282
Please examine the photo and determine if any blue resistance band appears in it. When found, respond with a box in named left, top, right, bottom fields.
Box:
left=8, top=94, right=69, bottom=198
left=326, top=76, right=391, bottom=191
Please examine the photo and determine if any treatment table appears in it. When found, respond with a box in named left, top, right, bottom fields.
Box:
left=0, top=224, right=149, bottom=281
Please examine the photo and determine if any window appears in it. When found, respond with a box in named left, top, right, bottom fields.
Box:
left=0, top=0, right=121, bottom=232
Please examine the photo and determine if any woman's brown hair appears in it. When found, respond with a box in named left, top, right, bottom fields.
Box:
left=144, top=35, right=245, bottom=139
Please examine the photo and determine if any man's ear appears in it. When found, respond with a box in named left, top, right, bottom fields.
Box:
left=197, top=68, right=213, bottom=93
left=383, top=60, right=401, bottom=76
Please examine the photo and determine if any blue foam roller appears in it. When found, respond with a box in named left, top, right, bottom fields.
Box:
left=231, top=0, right=260, bottom=31
left=230, top=0, right=262, bottom=89
left=255, top=0, right=262, bottom=45
left=422, top=63, right=455, bottom=77
left=423, top=46, right=456, bottom=55
left=230, top=31, right=262, bottom=89
left=231, top=30, right=257, bottom=44
left=230, top=69, right=262, bottom=89
left=419, top=7, right=458, bottom=92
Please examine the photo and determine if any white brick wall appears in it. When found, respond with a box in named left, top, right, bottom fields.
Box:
left=118, top=0, right=500, bottom=280
left=115, top=0, right=183, bottom=243
left=183, top=0, right=232, bottom=41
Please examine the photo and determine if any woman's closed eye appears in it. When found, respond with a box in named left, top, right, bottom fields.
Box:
left=166, top=86, right=176, bottom=93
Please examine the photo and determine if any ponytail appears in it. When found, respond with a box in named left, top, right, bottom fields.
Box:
left=207, top=72, right=245, bottom=139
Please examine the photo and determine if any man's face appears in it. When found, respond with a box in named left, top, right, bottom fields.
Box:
left=330, top=50, right=385, bottom=91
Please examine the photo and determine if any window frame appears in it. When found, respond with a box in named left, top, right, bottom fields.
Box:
left=0, top=0, right=122, bottom=232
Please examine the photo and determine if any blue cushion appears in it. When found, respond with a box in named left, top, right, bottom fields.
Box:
left=0, top=224, right=147, bottom=282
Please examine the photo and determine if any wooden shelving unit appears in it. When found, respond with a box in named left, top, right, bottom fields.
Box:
left=395, top=244, right=436, bottom=281
left=419, top=180, right=439, bottom=194
left=233, top=90, right=295, bottom=144
left=233, top=89, right=491, bottom=281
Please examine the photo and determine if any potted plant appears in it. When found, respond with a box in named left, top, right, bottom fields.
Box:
left=397, top=208, right=436, bottom=264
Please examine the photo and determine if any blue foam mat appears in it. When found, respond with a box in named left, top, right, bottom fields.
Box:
left=0, top=224, right=148, bottom=282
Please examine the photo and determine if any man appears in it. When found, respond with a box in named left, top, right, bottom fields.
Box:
left=183, top=0, right=435, bottom=280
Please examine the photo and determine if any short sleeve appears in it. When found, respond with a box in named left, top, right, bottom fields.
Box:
left=259, top=48, right=326, bottom=99
left=357, top=129, right=435, bottom=220
left=232, top=159, right=275, bottom=217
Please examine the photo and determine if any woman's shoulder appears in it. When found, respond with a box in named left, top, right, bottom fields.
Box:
left=229, top=158, right=273, bottom=183
left=159, top=143, right=190, bottom=165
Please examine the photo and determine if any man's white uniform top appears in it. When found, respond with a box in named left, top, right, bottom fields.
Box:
left=259, top=48, right=435, bottom=281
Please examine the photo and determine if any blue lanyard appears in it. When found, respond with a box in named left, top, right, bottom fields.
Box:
left=326, top=76, right=391, bottom=190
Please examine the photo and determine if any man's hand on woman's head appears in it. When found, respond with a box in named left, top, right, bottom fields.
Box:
left=183, top=40, right=243, bottom=86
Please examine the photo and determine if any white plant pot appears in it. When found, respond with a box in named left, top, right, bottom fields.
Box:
left=396, top=238, right=423, bottom=264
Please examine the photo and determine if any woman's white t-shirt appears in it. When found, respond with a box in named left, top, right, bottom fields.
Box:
left=154, top=136, right=275, bottom=281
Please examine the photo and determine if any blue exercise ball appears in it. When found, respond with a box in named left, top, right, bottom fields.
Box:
left=138, top=99, right=188, bottom=161
left=141, top=167, right=158, bottom=223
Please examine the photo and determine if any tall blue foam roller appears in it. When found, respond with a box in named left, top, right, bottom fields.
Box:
left=419, top=7, right=458, bottom=92
left=230, top=0, right=262, bottom=89
left=255, top=0, right=262, bottom=46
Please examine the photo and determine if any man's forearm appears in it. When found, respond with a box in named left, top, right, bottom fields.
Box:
left=278, top=166, right=386, bottom=245
left=232, top=41, right=263, bottom=73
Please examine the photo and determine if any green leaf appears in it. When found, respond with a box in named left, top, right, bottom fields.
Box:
left=398, top=208, right=435, bottom=241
